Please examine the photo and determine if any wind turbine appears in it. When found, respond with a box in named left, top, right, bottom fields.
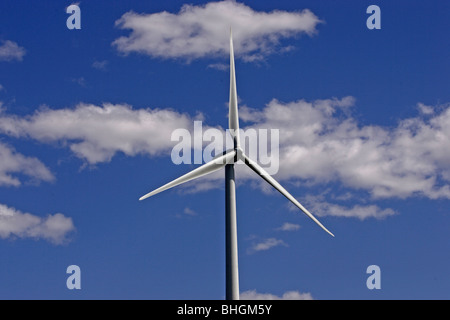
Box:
left=139, top=30, right=334, bottom=300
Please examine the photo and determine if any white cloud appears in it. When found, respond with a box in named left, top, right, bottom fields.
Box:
left=417, top=102, right=434, bottom=115
left=242, top=98, right=450, bottom=200
left=301, top=196, right=396, bottom=220
left=240, top=289, right=313, bottom=300
left=0, top=203, right=75, bottom=244
left=1, top=97, right=450, bottom=204
left=248, top=237, right=287, bottom=254
left=276, top=222, right=300, bottom=231
left=0, top=142, right=54, bottom=187
left=0, top=40, right=26, bottom=62
left=207, top=63, right=229, bottom=71
left=0, top=103, right=200, bottom=164
left=113, top=1, right=321, bottom=61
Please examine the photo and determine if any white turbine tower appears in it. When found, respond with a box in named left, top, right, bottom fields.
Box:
left=139, top=30, right=334, bottom=300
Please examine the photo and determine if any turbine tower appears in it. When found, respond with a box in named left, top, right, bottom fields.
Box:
left=139, top=30, right=334, bottom=300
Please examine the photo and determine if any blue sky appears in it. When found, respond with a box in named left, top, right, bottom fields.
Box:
left=0, top=0, right=449, bottom=299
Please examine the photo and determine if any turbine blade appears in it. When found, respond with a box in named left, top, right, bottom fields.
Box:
left=241, top=153, right=334, bottom=237
left=229, top=29, right=240, bottom=148
left=139, top=150, right=236, bottom=201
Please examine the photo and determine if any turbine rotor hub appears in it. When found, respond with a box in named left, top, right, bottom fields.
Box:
left=235, top=146, right=244, bottom=161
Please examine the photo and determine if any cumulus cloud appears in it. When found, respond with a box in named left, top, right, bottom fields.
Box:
left=0, top=40, right=26, bottom=62
left=113, top=1, right=321, bottom=61
left=240, top=289, right=313, bottom=300
left=417, top=102, right=434, bottom=115
left=0, top=103, right=200, bottom=164
left=1, top=98, right=450, bottom=206
left=0, top=142, right=54, bottom=187
left=0, top=203, right=75, bottom=244
left=242, top=98, right=450, bottom=200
